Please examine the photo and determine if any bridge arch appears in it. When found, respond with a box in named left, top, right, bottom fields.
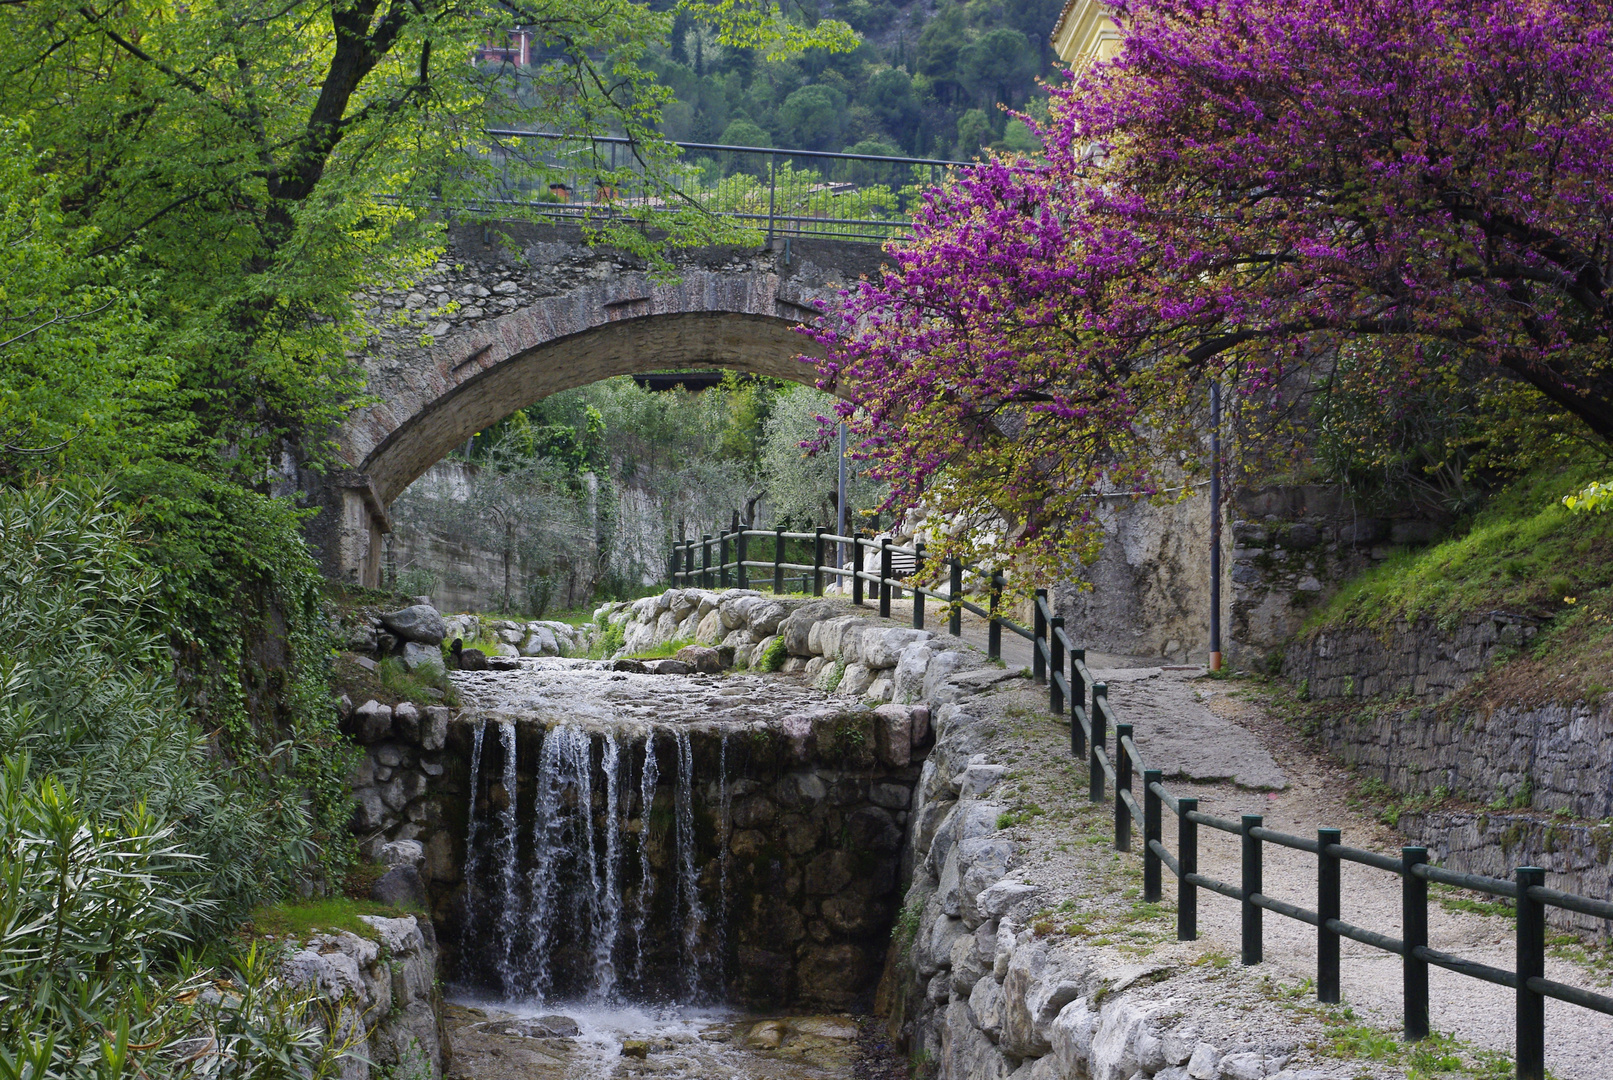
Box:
left=311, top=224, right=882, bottom=585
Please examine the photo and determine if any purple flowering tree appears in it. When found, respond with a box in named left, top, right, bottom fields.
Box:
left=812, top=0, right=1613, bottom=575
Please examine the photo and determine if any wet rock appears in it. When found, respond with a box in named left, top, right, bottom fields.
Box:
left=381, top=605, right=447, bottom=645
left=621, top=1039, right=649, bottom=1058
left=611, top=658, right=649, bottom=673
left=646, top=658, right=691, bottom=675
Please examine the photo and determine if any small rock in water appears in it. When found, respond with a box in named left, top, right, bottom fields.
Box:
left=611, top=658, right=649, bottom=674
left=620, top=1039, right=649, bottom=1058
left=745, top=1020, right=789, bottom=1049
left=485, top=656, right=520, bottom=671
left=646, top=658, right=692, bottom=675
left=484, top=1014, right=580, bottom=1039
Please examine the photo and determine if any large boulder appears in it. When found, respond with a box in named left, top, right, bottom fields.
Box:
left=380, top=605, right=447, bottom=646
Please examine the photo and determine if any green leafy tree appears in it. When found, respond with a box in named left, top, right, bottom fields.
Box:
left=779, top=84, right=850, bottom=149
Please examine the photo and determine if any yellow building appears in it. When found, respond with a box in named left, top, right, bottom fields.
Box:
left=1049, top=0, right=1124, bottom=68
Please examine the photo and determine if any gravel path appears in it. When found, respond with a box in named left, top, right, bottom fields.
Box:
left=1103, top=671, right=1613, bottom=1080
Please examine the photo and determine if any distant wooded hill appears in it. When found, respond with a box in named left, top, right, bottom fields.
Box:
left=655, top=0, right=1065, bottom=160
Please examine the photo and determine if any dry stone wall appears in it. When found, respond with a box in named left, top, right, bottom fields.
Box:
left=1282, top=613, right=1536, bottom=703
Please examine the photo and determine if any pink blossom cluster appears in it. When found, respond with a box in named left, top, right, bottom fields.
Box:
left=805, top=0, right=1613, bottom=574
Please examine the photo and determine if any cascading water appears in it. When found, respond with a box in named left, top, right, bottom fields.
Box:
left=460, top=720, right=724, bottom=1006
left=673, top=729, right=705, bottom=1000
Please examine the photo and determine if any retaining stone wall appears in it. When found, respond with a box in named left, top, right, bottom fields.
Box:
left=281, top=914, right=445, bottom=1080
left=1282, top=613, right=1536, bottom=703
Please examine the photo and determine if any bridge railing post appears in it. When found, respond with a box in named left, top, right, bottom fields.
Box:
left=767, top=151, right=779, bottom=242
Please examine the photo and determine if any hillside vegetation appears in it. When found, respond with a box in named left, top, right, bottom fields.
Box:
left=1307, top=466, right=1613, bottom=633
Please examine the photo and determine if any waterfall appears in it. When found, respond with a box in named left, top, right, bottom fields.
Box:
left=459, top=721, right=723, bottom=1006
left=491, top=722, right=521, bottom=997
left=592, top=732, right=624, bottom=1001
left=459, top=720, right=489, bottom=950
left=717, top=732, right=731, bottom=988
left=525, top=725, right=569, bottom=1000
left=632, top=732, right=659, bottom=986
left=674, top=729, right=704, bottom=1000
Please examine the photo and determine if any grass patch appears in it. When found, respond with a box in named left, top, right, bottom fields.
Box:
left=628, top=636, right=694, bottom=660
left=245, top=896, right=415, bottom=942
left=1306, top=464, right=1613, bottom=634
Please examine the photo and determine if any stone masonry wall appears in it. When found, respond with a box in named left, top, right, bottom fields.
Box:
left=1282, top=613, right=1537, bottom=703
left=280, top=914, right=445, bottom=1080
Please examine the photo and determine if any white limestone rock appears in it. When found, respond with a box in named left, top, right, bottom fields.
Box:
left=862, top=626, right=932, bottom=669
left=969, top=974, right=1007, bottom=1040
left=835, top=662, right=876, bottom=698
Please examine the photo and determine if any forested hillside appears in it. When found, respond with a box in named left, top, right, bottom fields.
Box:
left=649, top=0, right=1061, bottom=158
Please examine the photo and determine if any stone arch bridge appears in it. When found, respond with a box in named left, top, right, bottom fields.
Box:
left=305, top=222, right=885, bottom=586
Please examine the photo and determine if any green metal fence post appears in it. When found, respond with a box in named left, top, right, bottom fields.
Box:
left=1242, top=814, right=1263, bottom=965
left=988, top=570, right=1004, bottom=660
left=1403, top=847, right=1429, bottom=1042
left=1071, top=647, right=1086, bottom=757
left=913, top=541, right=926, bottom=629
left=879, top=538, right=893, bottom=618
left=1050, top=617, right=1066, bottom=715
left=812, top=527, right=825, bottom=596
left=736, top=529, right=749, bottom=589
left=1143, top=769, right=1162, bottom=902
left=1089, top=683, right=1107, bottom=803
left=1033, top=588, right=1048, bottom=685
left=773, top=527, right=784, bottom=594
left=701, top=534, right=711, bottom=589
left=1178, top=797, right=1198, bottom=941
left=852, top=535, right=864, bottom=607
left=1114, top=723, right=1132, bottom=852
left=1516, top=866, right=1546, bottom=1080
left=1318, top=828, right=1342, bottom=1004
left=719, top=530, right=730, bottom=588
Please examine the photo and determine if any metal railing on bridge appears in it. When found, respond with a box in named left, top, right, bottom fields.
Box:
left=669, top=526, right=1613, bottom=1080
left=482, top=130, right=970, bottom=242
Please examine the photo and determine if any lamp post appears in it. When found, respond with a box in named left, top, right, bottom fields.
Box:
left=1209, top=382, right=1222, bottom=672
